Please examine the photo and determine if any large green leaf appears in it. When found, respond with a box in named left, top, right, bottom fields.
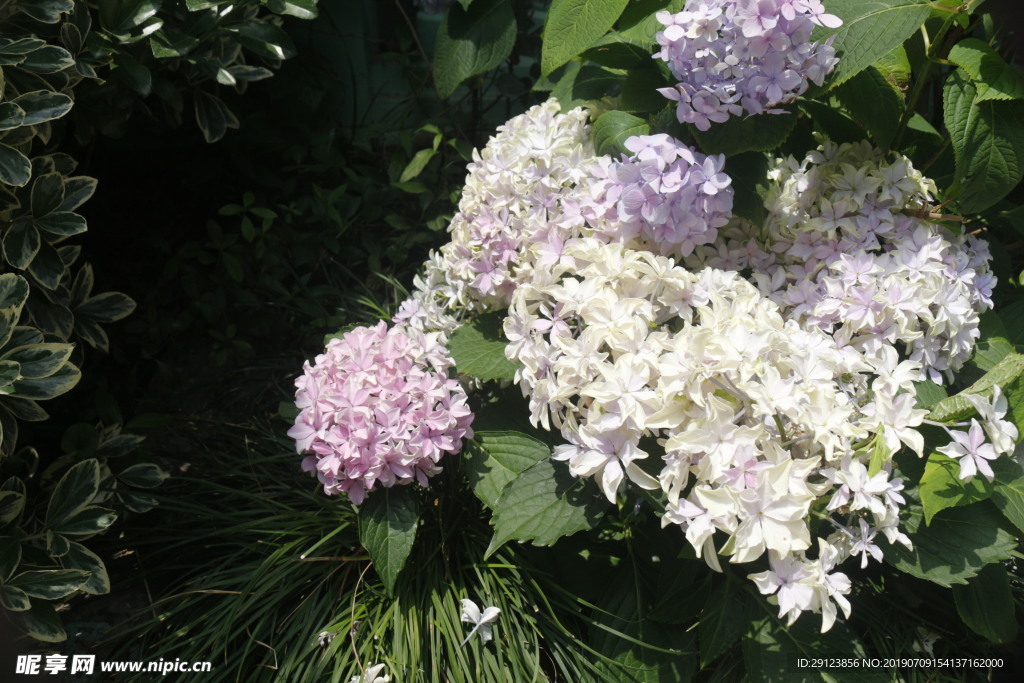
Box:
left=743, top=617, right=890, bottom=682
left=551, top=63, right=620, bottom=111
left=919, top=452, right=993, bottom=524
left=433, top=0, right=516, bottom=98
left=952, top=563, right=1017, bottom=643
left=194, top=90, right=240, bottom=144
left=62, top=542, right=110, bottom=595
left=989, top=458, right=1024, bottom=535
left=45, top=459, right=99, bottom=528
left=0, top=537, right=21, bottom=580
left=11, top=91, right=74, bottom=125
left=230, top=21, right=296, bottom=60
left=448, top=312, right=520, bottom=382
left=691, top=111, right=796, bottom=157
left=947, top=38, right=1024, bottom=103
left=817, top=0, right=932, bottom=88
left=10, top=601, right=65, bottom=642
left=0, top=144, right=32, bottom=187
left=267, top=0, right=318, bottom=20
left=8, top=568, right=89, bottom=600
left=465, top=431, right=550, bottom=509
left=943, top=69, right=1024, bottom=214
left=592, top=110, right=651, bottom=156
left=882, top=502, right=1017, bottom=587
left=834, top=66, right=904, bottom=148
left=0, top=490, right=25, bottom=526
left=357, top=486, right=419, bottom=594
left=53, top=505, right=116, bottom=536
left=726, top=152, right=769, bottom=224
left=541, top=0, right=630, bottom=76
left=699, top=579, right=746, bottom=667
left=929, top=352, right=1024, bottom=425
left=0, top=343, right=73, bottom=380
left=8, top=362, right=80, bottom=400
left=3, top=219, right=41, bottom=270
left=484, top=458, right=609, bottom=558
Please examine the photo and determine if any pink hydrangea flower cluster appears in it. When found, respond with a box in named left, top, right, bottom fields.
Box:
left=288, top=322, right=474, bottom=504
left=655, top=0, right=841, bottom=130
left=582, top=134, right=733, bottom=257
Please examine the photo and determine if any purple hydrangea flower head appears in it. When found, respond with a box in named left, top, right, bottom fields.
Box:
left=581, top=134, right=733, bottom=257
left=654, top=0, right=841, bottom=129
left=288, top=321, right=474, bottom=504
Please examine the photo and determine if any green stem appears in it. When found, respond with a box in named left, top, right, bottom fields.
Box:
left=892, top=13, right=960, bottom=149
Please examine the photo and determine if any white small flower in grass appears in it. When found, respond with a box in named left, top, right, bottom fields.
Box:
left=348, top=663, right=390, bottom=683
left=936, top=419, right=999, bottom=482
left=459, top=599, right=501, bottom=646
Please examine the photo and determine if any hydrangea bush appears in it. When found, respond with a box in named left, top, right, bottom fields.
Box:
left=292, top=0, right=1024, bottom=677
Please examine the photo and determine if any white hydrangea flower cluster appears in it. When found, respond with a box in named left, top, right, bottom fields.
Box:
left=581, top=134, right=734, bottom=258
left=395, top=99, right=595, bottom=337
left=689, top=140, right=996, bottom=384
left=505, top=238, right=932, bottom=630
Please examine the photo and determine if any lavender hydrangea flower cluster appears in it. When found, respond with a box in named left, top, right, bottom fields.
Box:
left=654, top=0, right=841, bottom=130
left=581, top=134, right=734, bottom=257
left=288, top=322, right=473, bottom=505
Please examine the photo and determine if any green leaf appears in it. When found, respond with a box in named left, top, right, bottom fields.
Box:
left=27, top=240, right=66, bottom=290
left=12, top=91, right=74, bottom=125
left=0, top=273, right=30, bottom=310
left=117, top=463, right=168, bottom=488
left=0, top=344, right=73, bottom=380
left=699, top=579, right=746, bottom=667
left=943, top=69, right=1024, bottom=214
left=913, top=380, right=947, bottom=409
left=45, top=459, right=99, bottom=527
left=818, top=0, right=932, bottom=88
left=63, top=541, right=110, bottom=595
left=952, top=563, right=1017, bottom=643
left=58, top=177, right=97, bottom=212
left=399, top=148, right=437, bottom=183
left=267, top=0, right=318, bottom=20
left=30, top=173, right=64, bottom=217
left=0, top=537, right=21, bottom=580
left=0, top=103, right=26, bottom=131
left=448, top=312, right=520, bottom=382
left=0, top=490, right=25, bottom=526
left=541, top=0, right=630, bottom=76
left=989, top=458, right=1024, bottom=534
left=0, top=144, right=32, bottom=187
left=10, top=601, right=66, bottom=642
left=34, top=211, right=87, bottom=237
left=3, top=219, right=41, bottom=269
left=799, top=100, right=869, bottom=144
left=0, top=586, right=30, bottom=612
left=112, top=52, right=152, bottom=98
left=875, top=44, right=911, bottom=89
left=484, top=458, right=609, bottom=558
left=691, top=112, right=796, bottom=156
left=929, top=352, right=1024, bottom=424
left=16, top=0, right=74, bottom=24
left=551, top=63, right=620, bottom=111
left=433, top=0, right=516, bottom=98
left=9, top=568, right=90, bottom=600
left=465, top=431, right=550, bottom=509
left=231, top=20, right=297, bottom=60
left=724, top=152, right=769, bottom=224
left=184, top=0, right=221, bottom=9
left=834, top=66, right=905, bottom=148
left=53, top=505, right=117, bottom=536
left=620, top=63, right=671, bottom=113
left=149, top=27, right=200, bottom=58
left=194, top=90, right=240, bottom=144
left=20, top=45, right=75, bottom=74
left=947, top=38, right=1024, bottom=103
left=593, top=110, right=650, bottom=156
left=580, top=33, right=651, bottom=69
left=743, top=617, right=889, bottom=683
left=882, top=502, right=1017, bottom=587
left=919, top=452, right=993, bottom=524
left=76, top=291, right=136, bottom=322
left=358, top=486, right=419, bottom=593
